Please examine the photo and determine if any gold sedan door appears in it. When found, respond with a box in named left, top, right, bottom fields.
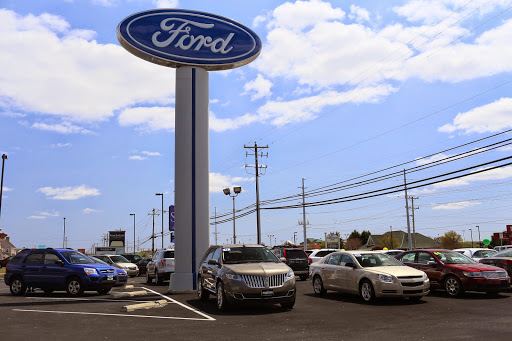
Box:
left=321, top=253, right=342, bottom=289
left=334, top=253, right=359, bottom=293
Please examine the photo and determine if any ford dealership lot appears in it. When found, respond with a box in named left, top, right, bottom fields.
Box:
left=1, top=276, right=511, bottom=340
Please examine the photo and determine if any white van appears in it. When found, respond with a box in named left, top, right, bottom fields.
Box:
left=493, top=245, right=512, bottom=252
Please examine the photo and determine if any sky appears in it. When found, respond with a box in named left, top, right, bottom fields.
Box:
left=1, top=0, right=511, bottom=252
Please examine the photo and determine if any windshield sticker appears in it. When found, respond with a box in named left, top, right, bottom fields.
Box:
left=222, top=248, right=231, bottom=251
left=353, top=254, right=361, bottom=257
left=433, top=252, right=441, bottom=256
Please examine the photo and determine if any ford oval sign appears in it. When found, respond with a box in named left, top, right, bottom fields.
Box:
left=117, top=9, right=262, bottom=71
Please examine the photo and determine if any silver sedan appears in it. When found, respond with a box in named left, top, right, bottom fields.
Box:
left=310, top=251, right=430, bottom=303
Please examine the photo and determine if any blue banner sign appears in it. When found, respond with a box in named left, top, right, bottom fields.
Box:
left=169, top=205, right=175, bottom=231
left=117, top=9, right=262, bottom=71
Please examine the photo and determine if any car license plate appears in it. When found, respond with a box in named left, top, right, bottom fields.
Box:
left=107, top=275, right=113, bottom=281
left=261, top=289, right=274, bottom=297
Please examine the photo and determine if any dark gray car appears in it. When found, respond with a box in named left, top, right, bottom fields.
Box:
left=198, top=244, right=296, bottom=311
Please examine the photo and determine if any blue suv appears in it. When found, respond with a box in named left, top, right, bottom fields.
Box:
left=4, top=248, right=118, bottom=296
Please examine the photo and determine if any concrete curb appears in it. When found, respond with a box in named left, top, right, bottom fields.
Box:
left=111, top=290, right=148, bottom=298
left=121, top=299, right=168, bottom=312
left=112, top=284, right=134, bottom=291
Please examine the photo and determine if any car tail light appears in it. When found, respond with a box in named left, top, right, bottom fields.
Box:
left=283, top=249, right=286, bottom=258
left=161, top=259, right=166, bottom=267
left=499, top=260, right=512, bottom=266
left=308, top=257, right=312, bottom=264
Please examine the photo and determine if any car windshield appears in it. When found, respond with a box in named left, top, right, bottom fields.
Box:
left=111, top=255, right=130, bottom=263
left=354, top=253, right=403, bottom=267
left=223, top=247, right=279, bottom=264
left=433, top=251, right=475, bottom=264
left=163, top=251, right=175, bottom=258
left=89, top=256, right=109, bottom=265
left=476, top=250, right=498, bottom=258
left=60, top=251, right=94, bottom=264
left=495, top=249, right=512, bottom=257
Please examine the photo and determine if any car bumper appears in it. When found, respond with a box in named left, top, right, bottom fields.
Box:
left=224, top=278, right=296, bottom=304
left=125, top=269, right=139, bottom=276
left=374, top=279, right=430, bottom=298
left=461, top=277, right=510, bottom=292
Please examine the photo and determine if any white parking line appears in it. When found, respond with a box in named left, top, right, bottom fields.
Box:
left=27, top=297, right=158, bottom=303
left=141, top=287, right=215, bottom=321
left=12, top=309, right=213, bottom=321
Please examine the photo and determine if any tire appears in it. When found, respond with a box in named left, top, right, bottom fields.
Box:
left=444, top=276, right=464, bottom=297
left=43, top=289, right=54, bottom=295
left=97, top=287, right=111, bottom=295
left=360, top=279, right=375, bottom=303
left=10, top=277, right=27, bottom=296
left=198, top=277, right=210, bottom=301
left=281, top=299, right=295, bottom=310
left=313, top=276, right=326, bottom=296
left=66, top=277, right=84, bottom=296
left=216, top=282, right=229, bottom=312
left=146, top=270, right=152, bottom=284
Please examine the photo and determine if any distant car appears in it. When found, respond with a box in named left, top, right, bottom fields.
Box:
left=453, top=248, right=497, bottom=261
left=272, top=247, right=310, bottom=280
left=310, top=251, right=430, bottom=303
left=121, top=254, right=149, bottom=276
left=478, top=249, right=512, bottom=278
left=493, top=245, right=512, bottom=252
left=136, top=258, right=151, bottom=276
left=146, top=249, right=175, bottom=284
left=307, top=249, right=339, bottom=263
left=93, top=254, right=139, bottom=277
left=4, top=248, right=117, bottom=296
left=395, top=249, right=510, bottom=296
left=0, top=256, right=11, bottom=268
left=198, top=244, right=296, bottom=311
left=89, top=256, right=128, bottom=286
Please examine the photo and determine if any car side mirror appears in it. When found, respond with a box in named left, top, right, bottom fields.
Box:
left=345, top=262, right=356, bottom=269
left=427, top=261, right=437, bottom=266
left=280, top=257, right=286, bottom=262
left=208, top=259, right=219, bottom=266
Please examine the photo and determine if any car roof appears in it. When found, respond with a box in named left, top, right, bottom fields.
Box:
left=453, top=248, right=494, bottom=252
left=341, top=250, right=385, bottom=254
left=310, top=249, right=339, bottom=252
left=214, top=244, right=267, bottom=248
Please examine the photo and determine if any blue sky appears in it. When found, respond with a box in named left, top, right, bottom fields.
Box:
left=1, top=0, right=512, bottom=251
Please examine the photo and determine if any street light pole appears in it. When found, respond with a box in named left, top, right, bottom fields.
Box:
left=63, top=217, right=66, bottom=248
left=156, top=193, right=164, bottom=249
left=469, top=228, right=473, bottom=248
left=477, top=225, right=481, bottom=248
left=0, top=154, right=8, bottom=224
left=223, top=187, right=242, bottom=244
left=130, top=213, right=135, bottom=253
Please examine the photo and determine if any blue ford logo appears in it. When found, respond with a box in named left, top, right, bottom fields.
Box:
left=117, top=9, right=262, bottom=71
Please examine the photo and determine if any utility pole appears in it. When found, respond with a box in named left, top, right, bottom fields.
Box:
left=390, top=226, right=393, bottom=249
left=245, top=142, right=268, bottom=245
left=155, top=193, right=165, bottom=249
left=301, top=178, right=307, bottom=251
left=268, top=234, right=274, bottom=247
left=477, top=225, right=481, bottom=247
left=469, top=228, right=474, bottom=247
left=148, top=209, right=160, bottom=255
left=410, top=196, right=419, bottom=249
left=63, top=217, right=66, bottom=248
left=213, top=207, right=219, bottom=244
left=293, top=232, right=297, bottom=245
left=403, top=170, right=412, bottom=250
left=130, top=213, right=136, bottom=253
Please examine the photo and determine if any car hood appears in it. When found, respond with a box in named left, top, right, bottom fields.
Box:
left=115, top=262, right=137, bottom=268
left=446, top=263, right=504, bottom=271
left=224, top=262, right=290, bottom=275
left=363, top=266, right=425, bottom=277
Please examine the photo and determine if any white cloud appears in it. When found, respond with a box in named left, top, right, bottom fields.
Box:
left=27, top=210, right=60, bottom=219
left=210, top=111, right=261, bottom=132
left=118, top=106, right=175, bottom=132
left=253, top=15, right=268, bottom=28
left=209, top=173, right=253, bottom=193
left=82, top=208, right=101, bottom=214
left=432, top=201, right=481, bottom=210
left=37, top=185, right=100, bottom=200
left=141, top=151, right=161, bottom=156
left=0, top=112, right=26, bottom=118
left=433, top=166, right=512, bottom=189
left=152, top=0, right=179, bottom=8
left=270, top=0, right=345, bottom=31
left=52, top=143, right=72, bottom=148
left=129, top=155, right=146, bottom=160
left=27, top=215, right=48, bottom=220
left=439, top=98, right=512, bottom=134
left=2, top=187, right=13, bottom=192
left=349, top=5, right=370, bottom=23
left=243, top=74, right=273, bottom=101
left=31, top=121, right=93, bottom=135
left=0, top=10, right=175, bottom=123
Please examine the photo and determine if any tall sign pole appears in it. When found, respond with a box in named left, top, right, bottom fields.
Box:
left=117, top=9, right=261, bottom=291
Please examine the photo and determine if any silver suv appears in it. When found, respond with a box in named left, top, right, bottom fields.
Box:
left=146, top=249, right=175, bottom=284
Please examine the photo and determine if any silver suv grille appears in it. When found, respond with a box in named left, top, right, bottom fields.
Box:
left=483, top=271, right=508, bottom=279
left=240, top=274, right=287, bottom=288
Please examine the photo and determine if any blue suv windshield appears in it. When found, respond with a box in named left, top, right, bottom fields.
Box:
left=60, top=251, right=94, bottom=264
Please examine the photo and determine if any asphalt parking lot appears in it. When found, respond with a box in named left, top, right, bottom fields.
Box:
left=1, top=275, right=511, bottom=341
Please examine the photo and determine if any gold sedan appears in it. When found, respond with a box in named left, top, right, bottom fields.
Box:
left=309, top=251, right=430, bottom=303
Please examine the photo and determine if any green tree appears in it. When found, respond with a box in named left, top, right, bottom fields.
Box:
left=440, top=230, right=463, bottom=249
left=349, top=230, right=361, bottom=240
left=379, top=235, right=399, bottom=249
left=360, top=230, right=371, bottom=245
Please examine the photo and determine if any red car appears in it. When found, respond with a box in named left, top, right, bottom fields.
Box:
left=395, top=249, right=510, bottom=296
left=0, top=256, right=11, bottom=268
